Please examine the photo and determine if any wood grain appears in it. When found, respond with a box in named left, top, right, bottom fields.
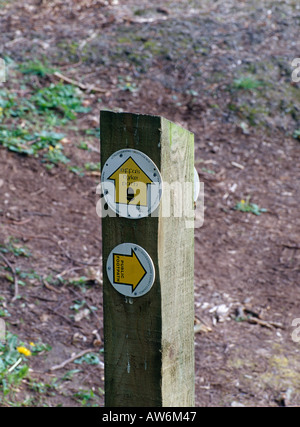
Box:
left=100, top=111, right=194, bottom=407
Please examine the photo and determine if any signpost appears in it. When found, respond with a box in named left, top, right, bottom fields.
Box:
left=100, top=111, right=195, bottom=407
left=101, top=148, right=162, bottom=219
left=106, top=243, right=155, bottom=298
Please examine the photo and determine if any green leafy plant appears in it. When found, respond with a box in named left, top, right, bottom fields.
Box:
left=77, top=141, right=89, bottom=150
left=73, top=386, right=103, bottom=406
left=233, top=76, right=264, bottom=90
left=0, top=127, right=71, bottom=169
left=67, top=276, right=94, bottom=291
left=0, top=63, right=100, bottom=182
left=29, top=341, right=52, bottom=355
left=293, top=129, right=300, bottom=140
left=70, top=299, right=87, bottom=312
left=68, top=165, right=85, bottom=176
left=0, top=334, right=31, bottom=400
left=117, top=76, right=138, bottom=93
left=0, top=128, right=66, bottom=156
left=0, top=89, right=17, bottom=118
left=85, top=128, right=100, bottom=138
left=1, top=266, right=41, bottom=291
left=0, top=297, right=10, bottom=318
left=19, top=60, right=55, bottom=77
left=31, top=83, right=90, bottom=120
left=0, top=89, right=37, bottom=120
left=234, top=197, right=267, bottom=216
left=43, top=143, right=70, bottom=166
left=74, top=352, right=102, bottom=366
left=0, top=238, right=31, bottom=258
left=84, top=162, right=101, bottom=172
left=14, top=269, right=41, bottom=289
left=61, top=369, right=81, bottom=381
left=73, top=388, right=96, bottom=406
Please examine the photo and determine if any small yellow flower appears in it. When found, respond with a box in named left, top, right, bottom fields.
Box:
left=17, top=346, right=32, bottom=357
left=241, top=200, right=246, bottom=204
left=48, top=146, right=54, bottom=152
left=29, top=342, right=35, bottom=347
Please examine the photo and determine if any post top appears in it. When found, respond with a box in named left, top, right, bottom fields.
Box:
left=100, top=110, right=193, bottom=135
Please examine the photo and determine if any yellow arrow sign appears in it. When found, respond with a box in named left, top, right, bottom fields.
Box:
left=108, top=157, right=153, bottom=206
left=113, top=250, right=147, bottom=292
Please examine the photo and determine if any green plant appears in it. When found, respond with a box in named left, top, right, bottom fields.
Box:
left=43, top=143, right=70, bottom=165
left=0, top=297, right=10, bottom=318
left=0, top=309, right=10, bottom=318
left=293, top=129, right=300, bottom=140
left=68, top=276, right=94, bottom=291
left=29, top=341, right=52, bottom=355
left=73, top=388, right=97, bottom=406
left=0, top=89, right=17, bottom=118
left=77, top=141, right=89, bottom=150
left=0, top=238, right=31, bottom=258
left=0, top=128, right=66, bottom=156
left=201, top=167, right=215, bottom=175
left=68, top=165, right=85, bottom=176
left=0, top=334, right=31, bottom=400
left=85, top=128, right=100, bottom=138
left=74, top=352, right=102, bottom=366
left=234, top=197, right=267, bottom=216
left=17, top=269, right=40, bottom=282
left=0, top=1, right=10, bottom=8
left=0, top=89, right=37, bottom=121
left=84, top=162, right=101, bottom=172
left=117, top=76, right=138, bottom=93
left=70, top=299, right=87, bottom=312
left=28, top=377, right=58, bottom=395
left=233, top=76, right=264, bottom=90
left=69, top=276, right=89, bottom=286
left=0, top=334, right=51, bottom=402
left=61, top=369, right=81, bottom=381
left=1, top=265, right=41, bottom=291
left=31, top=83, right=90, bottom=120
left=0, top=62, right=101, bottom=183
left=19, top=60, right=55, bottom=77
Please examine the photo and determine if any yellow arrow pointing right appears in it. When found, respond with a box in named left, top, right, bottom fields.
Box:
left=113, top=250, right=146, bottom=291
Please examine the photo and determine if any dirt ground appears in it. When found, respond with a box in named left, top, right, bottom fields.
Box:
left=0, top=0, right=299, bottom=407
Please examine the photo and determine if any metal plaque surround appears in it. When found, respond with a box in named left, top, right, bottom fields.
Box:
left=106, top=243, right=155, bottom=298
left=101, top=149, right=162, bottom=219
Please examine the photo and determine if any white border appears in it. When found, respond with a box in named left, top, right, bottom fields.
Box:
left=106, top=243, right=155, bottom=298
left=101, top=149, right=162, bottom=219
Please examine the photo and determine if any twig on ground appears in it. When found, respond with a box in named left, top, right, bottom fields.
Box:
left=56, top=266, right=85, bottom=278
left=24, top=211, right=52, bottom=217
left=281, top=244, right=300, bottom=250
left=49, top=348, right=103, bottom=372
left=247, top=316, right=284, bottom=330
left=7, top=218, right=32, bottom=226
left=42, top=277, right=62, bottom=294
left=53, top=71, right=106, bottom=93
left=47, top=307, right=76, bottom=326
left=28, top=294, right=58, bottom=303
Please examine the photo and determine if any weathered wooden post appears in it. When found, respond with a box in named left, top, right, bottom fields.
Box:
left=100, top=111, right=195, bottom=407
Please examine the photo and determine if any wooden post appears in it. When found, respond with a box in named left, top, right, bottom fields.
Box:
left=100, top=111, right=195, bottom=407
